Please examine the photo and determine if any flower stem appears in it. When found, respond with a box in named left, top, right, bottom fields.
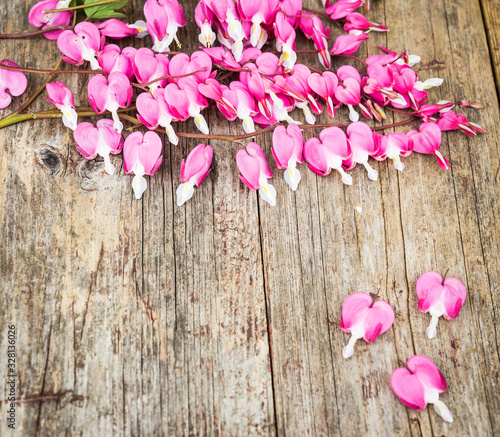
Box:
left=0, top=25, right=73, bottom=39
left=43, top=0, right=121, bottom=13
left=0, top=106, right=136, bottom=130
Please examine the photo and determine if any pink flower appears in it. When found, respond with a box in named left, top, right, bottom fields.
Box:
left=169, top=51, right=214, bottom=84
left=326, top=0, right=363, bottom=20
left=436, top=111, right=485, bottom=136
left=344, top=12, right=388, bottom=32
left=416, top=100, right=454, bottom=117
left=87, top=72, right=133, bottom=133
left=407, top=122, right=449, bottom=170
left=274, top=12, right=297, bottom=70
left=136, top=89, right=179, bottom=145
left=45, top=81, right=77, bottom=130
left=73, top=119, right=123, bottom=174
left=335, top=77, right=362, bottom=121
left=331, top=33, right=369, bottom=56
left=144, top=0, right=186, bottom=52
left=57, top=22, right=103, bottom=70
left=202, top=47, right=241, bottom=70
left=416, top=271, right=466, bottom=339
left=227, top=82, right=258, bottom=132
left=373, top=132, right=412, bottom=171
left=0, top=60, right=28, bottom=109
left=272, top=124, right=304, bottom=190
left=340, top=292, right=394, bottom=358
left=177, top=144, right=213, bottom=205
left=195, top=1, right=216, bottom=47
left=343, top=122, right=379, bottom=180
left=238, top=0, right=279, bottom=48
left=308, top=71, right=339, bottom=118
left=97, top=19, right=148, bottom=39
left=303, top=127, right=352, bottom=184
left=123, top=131, right=163, bottom=199
left=97, top=45, right=137, bottom=79
left=28, top=0, right=72, bottom=40
left=236, top=142, right=276, bottom=206
left=286, top=64, right=322, bottom=123
left=299, top=14, right=331, bottom=69
left=132, top=48, right=170, bottom=92
left=391, top=355, right=453, bottom=422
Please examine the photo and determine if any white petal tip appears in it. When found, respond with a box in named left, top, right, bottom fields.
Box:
left=342, top=346, right=354, bottom=359
left=426, top=327, right=437, bottom=339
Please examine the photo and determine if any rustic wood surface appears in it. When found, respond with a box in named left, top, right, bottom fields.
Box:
left=1, top=0, right=499, bottom=435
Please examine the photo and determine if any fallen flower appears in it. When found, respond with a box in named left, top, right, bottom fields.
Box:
left=340, top=292, right=394, bottom=358
left=391, top=355, right=453, bottom=422
left=416, top=270, right=467, bottom=339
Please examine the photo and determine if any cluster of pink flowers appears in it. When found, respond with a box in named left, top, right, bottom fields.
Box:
left=0, top=0, right=481, bottom=423
left=0, top=0, right=485, bottom=201
left=340, top=269, right=467, bottom=423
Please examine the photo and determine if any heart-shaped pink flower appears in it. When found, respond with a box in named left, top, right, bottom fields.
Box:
left=416, top=271, right=466, bottom=339
left=391, top=355, right=453, bottom=422
left=339, top=292, right=394, bottom=358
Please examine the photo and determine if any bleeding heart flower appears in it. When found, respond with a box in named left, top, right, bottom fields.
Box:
left=177, top=144, right=213, bottom=206
left=335, top=77, right=362, bottom=122
left=144, top=0, right=186, bottom=52
left=57, top=22, right=103, bottom=70
left=343, top=121, right=379, bottom=180
left=73, top=119, right=123, bottom=175
left=28, top=0, right=72, bottom=40
left=45, top=81, right=77, bottom=130
left=136, top=88, right=179, bottom=145
left=97, top=44, right=137, bottom=79
left=304, top=127, right=352, bottom=184
left=340, top=292, right=394, bottom=358
left=274, top=12, right=297, bottom=70
left=133, top=48, right=170, bottom=92
left=416, top=271, right=466, bottom=339
left=0, top=60, right=28, bottom=109
left=326, top=0, right=363, bottom=20
left=373, top=132, right=412, bottom=171
left=236, top=142, right=276, bottom=206
left=391, top=355, right=453, bottom=422
left=123, top=131, right=163, bottom=199
left=307, top=71, right=339, bottom=118
left=330, top=33, right=369, bottom=56
left=87, top=72, right=133, bottom=133
left=195, top=1, right=216, bottom=47
left=271, top=124, right=304, bottom=190
left=344, top=12, right=388, bottom=32
left=97, top=19, right=148, bottom=39
left=299, top=14, right=331, bottom=69
left=407, top=122, right=449, bottom=170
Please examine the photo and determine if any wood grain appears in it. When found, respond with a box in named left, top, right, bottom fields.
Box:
left=0, top=0, right=499, bottom=436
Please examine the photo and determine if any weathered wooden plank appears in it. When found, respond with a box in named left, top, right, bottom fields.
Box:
left=480, top=0, right=500, bottom=96
left=0, top=0, right=275, bottom=435
left=1, top=0, right=499, bottom=435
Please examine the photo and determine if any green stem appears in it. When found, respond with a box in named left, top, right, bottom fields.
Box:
left=0, top=106, right=136, bottom=130
left=43, top=0, right=121, bottom=13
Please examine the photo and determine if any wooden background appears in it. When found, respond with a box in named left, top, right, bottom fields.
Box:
left=1, top=0, right=499, bottom=435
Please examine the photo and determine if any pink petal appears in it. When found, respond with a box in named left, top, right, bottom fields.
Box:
left=339, top=292, right=372, bottom=332
left=391, top=367, right=427, bottom=411
left=73, top=122, right=99, bottom=158
left=407, top=355, right=447, bottom=393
